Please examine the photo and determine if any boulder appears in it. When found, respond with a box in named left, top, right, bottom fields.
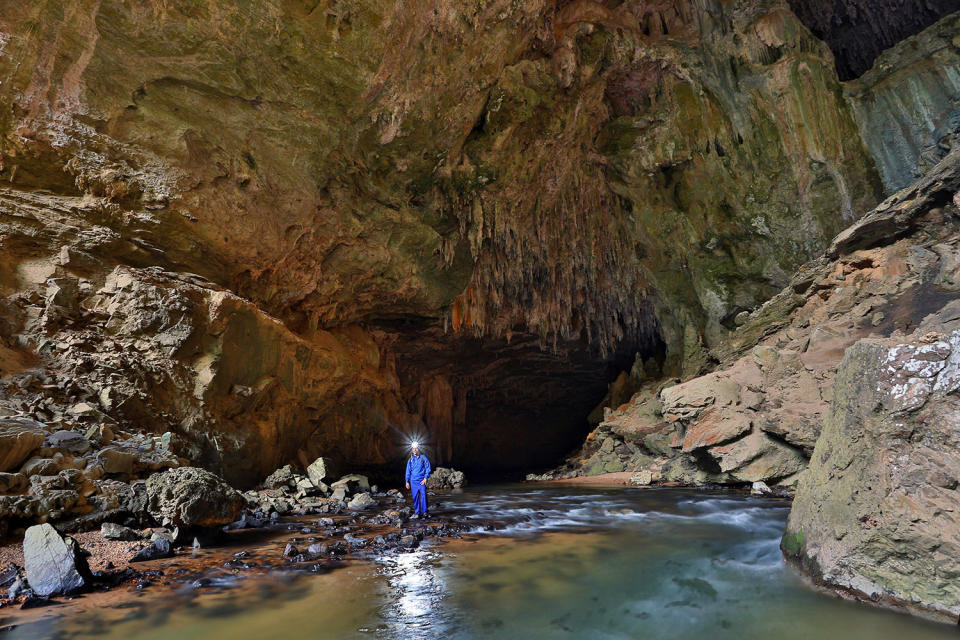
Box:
left=0, top=418, right=47, bottom=472
left=20, top=457, right=62, bottom=477
left=425, top=467, right=466, bottom=490
left=785, top=328, right=960, bottom=621
left=680, top=409, right=752, bottom=452
left=329, top=486, right=348, bottom=503
left=131, top=537, right=173, bottom=562
left=97, top=445, right=179, bottom=477
left=145, top=467, right=245, bottom=528
left=96, top=447, right=138, bottom=475
left=100, top=522, right=138, bottom=541
left=22, top=523, right=92, bottom=596
left=751, top=481, right=772, bottom=495
left=346, top=492, right=376, bottom=510
left=43, top=430, right=91, bottom=454
left=263, top=465, right=294, bottom=489
left=330, top=474, right=370, bottom=497
left=306, top=457, right=330, bottom=488
left=707, top=431, right=806, bottom=483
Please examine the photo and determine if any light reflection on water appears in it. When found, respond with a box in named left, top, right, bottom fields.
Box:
left=4, top=486, right=958, bottom=640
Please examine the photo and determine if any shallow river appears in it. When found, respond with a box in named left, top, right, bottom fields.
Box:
left=4, top=486, right=957, bottom=639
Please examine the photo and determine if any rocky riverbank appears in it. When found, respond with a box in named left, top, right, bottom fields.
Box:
left=530, top=149, right=960, bottom=623
left=0, top=457, right=469, bottom=611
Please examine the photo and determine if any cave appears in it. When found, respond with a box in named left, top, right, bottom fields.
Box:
left=379, top=320, right=665, bottom=481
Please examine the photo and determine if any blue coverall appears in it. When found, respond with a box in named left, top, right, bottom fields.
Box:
left=405, top=453, right=432, bottom=515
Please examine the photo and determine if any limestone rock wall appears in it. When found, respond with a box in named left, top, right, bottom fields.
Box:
left=844, top=13, right=960, bottom=192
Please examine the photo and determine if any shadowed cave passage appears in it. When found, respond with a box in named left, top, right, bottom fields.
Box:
left=381, top=322, right=665, bottom=480
left=787, top=0, right=960, bottom=80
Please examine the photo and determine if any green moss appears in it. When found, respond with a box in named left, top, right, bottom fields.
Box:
left=781, top=530, right=805, bottom=556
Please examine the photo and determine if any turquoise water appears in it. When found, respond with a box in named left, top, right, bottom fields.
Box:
left=4, top=487, right=957, bottom=639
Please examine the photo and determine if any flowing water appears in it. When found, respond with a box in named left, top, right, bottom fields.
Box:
left=3, top=486, right=957, bottom=639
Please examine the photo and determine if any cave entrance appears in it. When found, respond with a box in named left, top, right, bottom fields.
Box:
left=379, top=320, right=664, bottom=481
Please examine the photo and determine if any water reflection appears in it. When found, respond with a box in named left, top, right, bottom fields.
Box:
left=4, top=487, right=959, bottom=640
left=379, top=551, right=450, bottom=634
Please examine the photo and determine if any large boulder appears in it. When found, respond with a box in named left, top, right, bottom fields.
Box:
left=146, top=467, right=245, bottom=528
left=330, top=474, right=370, bottom=497
left=263, top=465, right=295, bottom=489
left=0, top=418, right=47, bottom=472
left=426, top=468, right=466, bottom=490
left=346, top=492, right=376, bottom=510
left=784, top=326, right=960, bottom=622
left=306, top=457, right=331, bottom=488
left=22, top=523, right=92, bottom=596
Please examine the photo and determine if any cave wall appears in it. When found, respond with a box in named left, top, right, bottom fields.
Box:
left=843, top=13, right=960, bottom=192
left=0, top=0, right=891, bottom=481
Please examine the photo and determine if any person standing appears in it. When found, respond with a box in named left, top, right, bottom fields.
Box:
left=405, top=443, right=432, bottom=519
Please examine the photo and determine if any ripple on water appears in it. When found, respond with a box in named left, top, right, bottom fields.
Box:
left=3, top=486, right=959, bottom=640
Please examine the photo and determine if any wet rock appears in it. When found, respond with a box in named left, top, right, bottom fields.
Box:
left=146, top=467, right=245, bottom=528
left=101, top=522, right=138, bottom=541
left=346, top=492, right=376, bottom=510
left=283, top=543, right=299, bottom=558
left=426, top=467, right=466, bottom=490
left=23, top=523, right=92, bottom=596
left=751, top=481, right=772, bottom=495
left=0, top=418, right=47, bottom=472
left=225, top=513, right=264, bottom=530
left=306, top=543, right=326, bottom=555
left=131, top=538, right=173, bottom=562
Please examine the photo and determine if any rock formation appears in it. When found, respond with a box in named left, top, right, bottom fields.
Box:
left=0, top=0, right=891, bottom=488
left=545, top=147, right=960, bottom=487
left=783, top=312, right=960, bottom=622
